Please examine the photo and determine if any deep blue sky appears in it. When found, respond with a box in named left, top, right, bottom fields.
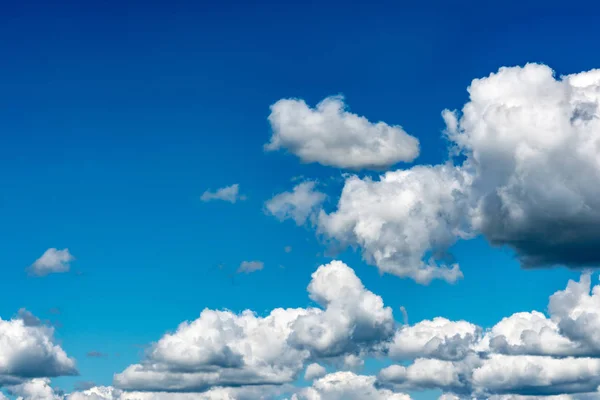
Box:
left=1, top=0, right=599, bottom=397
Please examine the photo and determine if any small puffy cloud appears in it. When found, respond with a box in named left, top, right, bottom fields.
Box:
left=318, top=165, right=469, bottom=284
left=0, top=312, right=77, bottom=382
left=86, top=352, right=107, bottom=358
left=236, top=261, right=264, bottom=274
left=266, top=95, right=420, bottom=170
left=265, top=181, right=326, bottom=226
left=294, top=371, right=412, bottom=400
left=28, top=248, right=74, bottom=277
left=16, top=308, right=42, bottom=327
left=200, top=184, right=244, bottom=203
left=284, top=246, right=293, bottom=253
left=305, top=363, right=327, bottom=381
left=438, top=395, right=460, bottom=400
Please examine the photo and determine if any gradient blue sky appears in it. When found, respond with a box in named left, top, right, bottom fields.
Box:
left=2, top=0, right=600, bottom=398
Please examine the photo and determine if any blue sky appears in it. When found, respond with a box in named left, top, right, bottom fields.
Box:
left=3, top=1, right=600, bottom=399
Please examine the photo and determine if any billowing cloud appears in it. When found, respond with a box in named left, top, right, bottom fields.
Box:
left=27, top=248, right=74, bottom=277
left=0, top=312, right=77, bottom=384
left=201, top=184, right=244, bottom=203
left=293, top=371, right=412, bottom=400
left=388, top=317, right=480, bottom=361
left=114, top=261, right=394, bottom=392
left=289, top=261, right=395, bottom=358
left=266, top=95, right=420, bottom=170
left=318, top=165, right=469, bottom=284
left=265, top=181, right=326, bottom=226
left=6, top=378, right=63, bottom=400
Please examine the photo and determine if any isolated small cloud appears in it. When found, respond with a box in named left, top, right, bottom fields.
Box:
left=87, top=351, right=107, bottom=358
left=265, top=181, right=326, bottom=226
left=266, top=95, right=420, bottom=170
left=284, top=246, right=293, bottom=253
left=237, top=261, right=264, bottom=274
left=200, top=184, right=244, bottom=203
left=16, top=308, right=42, bottom=327
left=28, top=248, right=74, bottom=277
left=305, top=363, right=327, bottom=381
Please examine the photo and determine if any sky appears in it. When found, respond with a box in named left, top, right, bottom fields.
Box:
left=3, top=0, right=600, bottom=399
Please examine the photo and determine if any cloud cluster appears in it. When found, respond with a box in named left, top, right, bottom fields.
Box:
left=109, top=261, right=600, bottom=399
left=268, top=64, right=600, bottom=283
left=266, top=95, right=420, bottom=170
left=114, top=261, right=394, bottom=392
left=8, top=268, right=600, bottom=399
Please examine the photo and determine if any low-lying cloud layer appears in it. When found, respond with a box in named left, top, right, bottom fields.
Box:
left=7, top=265, right=600, bottom=399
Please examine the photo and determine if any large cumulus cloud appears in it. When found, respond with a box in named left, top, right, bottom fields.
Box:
left=0, top=312, right=77, bottom=385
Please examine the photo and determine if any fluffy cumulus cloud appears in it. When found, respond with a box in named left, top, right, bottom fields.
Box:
left=200, top=184, right=244, bottom=203
left=318, top=165, right=470, bottom=284
left=266, top=95, right=420, bottom=170
left=27, top=248, right=74, bottom=277
left=289, top=260, right=395, bottom=358
left=265, top=181, right=326, bottom=226
left=268, top=64, right=600, bottom=284
left=304, top=364, right=327, bottom=381
left=0, top=312, right=77, bottom=385
left=389, top=317, right=480, bottom=361
left=6, top=378, right=63, bottom=400
left=445, top=64, right=600, bottom=268
left=114, top=261, right=394, bottom=392
left=293, top=371, right=412, bottom=400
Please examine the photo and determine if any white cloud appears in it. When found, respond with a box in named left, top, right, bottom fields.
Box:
left=272, top=64, right=600, bottom=284
left=6, top=378, right=63, bottom=400
left=236, top=261, right=264, bottom=274
left=28, top=248, right=74, bottom=277
left=289, top=261, right=395, bottom=358
left=266, top=95, right=420, bottom=170
left=293, top=371, right=412, bottom=400
left=471, top=354, right=600, bottom=396
left=0, top=312, right=77, bottom=383
left=443, top=64, right=600, bottom=268
left=389, top=317, right=480, bottom=361
left=304, top=363, right=327, bottom=381
left=378, top=358, right=468, bottom=393
left=200, top=184, right=244, bottom=203
left=318, top=165, right=470, bottom=284
left=265, top=181, right=326, bottom=226
left=114, top=307, right=311, bottom=391
left=477, top=311, right=584, bottom=357
left=115, top=261, right=394, bottom=392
